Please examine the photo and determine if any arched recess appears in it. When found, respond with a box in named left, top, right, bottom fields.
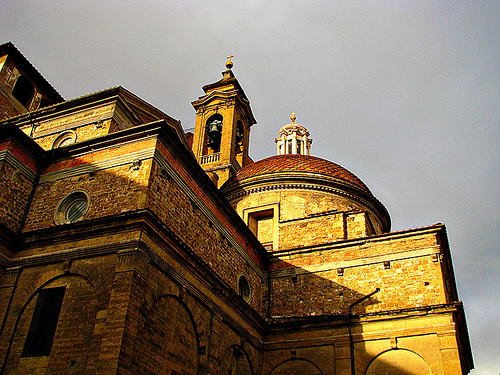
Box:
left=133, top=294, right=199, bottom=375
left=220, top=345, right=254, bottom=375
left=2, top=274, right=98, bottom=374
left=365, top=349, right=431, bottom=375
left=12, top=75, right=35, bottom=108
left=235, top=120, right=244, bottom=153
left=269, top=358, right=323, bottom=375
left=205, top=113, right=223, bottom=153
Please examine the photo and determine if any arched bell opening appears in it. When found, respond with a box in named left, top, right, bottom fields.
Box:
left=12, top=75, right=35, bottom=109
left=205, top=114, right=223, bottom=153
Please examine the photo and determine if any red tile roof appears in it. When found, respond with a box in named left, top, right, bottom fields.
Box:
left=229, top=154, right=371, bottom=193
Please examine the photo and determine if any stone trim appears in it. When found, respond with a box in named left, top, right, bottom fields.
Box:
left=39, top=146, right=156, bottom=183
left=226, top=182, right=386, bottom=227
left=8, top=239, right=136, bottom=268
left=32, top=114, right=114, bottom=139
left=269, top=245, right=441, bottom=278
left=0, top=149, right=38, bottom=181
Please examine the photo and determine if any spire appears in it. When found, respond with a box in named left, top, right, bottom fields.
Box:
left=275, top=113, right=313, bottom=155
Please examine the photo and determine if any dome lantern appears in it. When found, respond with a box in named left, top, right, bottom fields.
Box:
left=275, top=113, right=312, bottom=155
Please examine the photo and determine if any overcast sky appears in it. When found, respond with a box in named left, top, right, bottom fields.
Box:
left=2, top=1, right=499, bottom=373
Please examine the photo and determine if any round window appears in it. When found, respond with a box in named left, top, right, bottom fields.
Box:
left=55, top=191, right=89, bottom=224
left=52, top=131, right=77, bottom=149
left=238, top=275, right=251, bottom=301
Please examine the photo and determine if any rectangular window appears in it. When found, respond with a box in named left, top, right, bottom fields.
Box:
left=22, top=287, right=65, bottom=357
left=287, top=140, right=293, bottom=154
left=245, top=205, right=278, bottom=251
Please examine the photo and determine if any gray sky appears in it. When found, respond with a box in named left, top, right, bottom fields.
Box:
left=2, top=1, right=499, bottom=373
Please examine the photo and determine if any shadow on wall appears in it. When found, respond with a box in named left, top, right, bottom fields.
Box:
left=0, top=157, right=261, bottom=375
left=0, top=156, right=433, bottom=375
left=265, top=263, right=434, bottom=375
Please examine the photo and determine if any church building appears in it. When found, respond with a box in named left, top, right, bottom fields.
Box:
left=0, top=42, right=473, bottom=374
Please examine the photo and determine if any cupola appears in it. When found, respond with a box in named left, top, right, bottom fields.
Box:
left=275, top=113, right=312, bottom=155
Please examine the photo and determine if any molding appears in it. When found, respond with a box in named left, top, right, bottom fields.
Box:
left=40, top=146, right=156, bottom=183
left=269, top=245, right=441, bottom=278
left=0, top=149, right=37, bottom=181
left=32, top=114, right=114, bottom=139
left=8, top=238, right=135, bottom=268
left=0, top=251, right=10, bottom=268
left=225, top=181, right=389, bottom=231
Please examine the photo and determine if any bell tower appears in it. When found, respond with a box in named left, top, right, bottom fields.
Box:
left=191, top=56, right=256, bottom=187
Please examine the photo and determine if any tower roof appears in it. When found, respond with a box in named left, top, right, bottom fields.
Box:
left=0, top=42, right=64, bottom=103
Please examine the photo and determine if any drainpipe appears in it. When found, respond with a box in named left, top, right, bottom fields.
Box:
left=347, top=288, right=380, bottom=375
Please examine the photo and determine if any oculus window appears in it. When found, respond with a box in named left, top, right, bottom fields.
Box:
left=55, top=191, right=89, bottom=225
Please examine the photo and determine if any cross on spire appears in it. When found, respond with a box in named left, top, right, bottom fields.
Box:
left=226, top=54, right=234, bottom=70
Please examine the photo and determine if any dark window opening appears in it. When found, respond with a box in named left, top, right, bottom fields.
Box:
left=12, top=75, right=35, bottom=108
left=22, top=287, right=66, bottom=357
left=238, top=276, right=250, bottom=299
left=296, top=139, right=302, bottom=154
left=39, top=99, right=52, bottom=109
left=206, top=114, right=223, bottom=152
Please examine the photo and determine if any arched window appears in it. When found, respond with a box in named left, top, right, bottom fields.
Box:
left=235, top=120, right=244, bottom=154
left=22, top=287, right=66, bottom=357
left=206, top=114, right=223, bottom=152
left=12, top=75, right=35, bottom=108
left=238, top=275, right=251, bottom=301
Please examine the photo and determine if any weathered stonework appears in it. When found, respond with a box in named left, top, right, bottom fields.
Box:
left=0, top=45, right=472, bottom=375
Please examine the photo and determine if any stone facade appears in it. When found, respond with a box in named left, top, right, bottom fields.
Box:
left=0, top=44, right=473, bottom=374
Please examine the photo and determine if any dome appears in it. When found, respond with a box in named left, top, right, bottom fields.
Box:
left=222, top=154, right=391, bottom=235
left=225, top=154, right=371, bottom=194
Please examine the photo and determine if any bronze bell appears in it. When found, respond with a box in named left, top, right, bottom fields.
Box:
left=209, top=120, right=221, bottom=137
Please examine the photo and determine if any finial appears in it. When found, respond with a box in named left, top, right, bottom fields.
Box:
left=226, top=54, right=234, bottom=70
left=290, top=112, right=296, bottom=123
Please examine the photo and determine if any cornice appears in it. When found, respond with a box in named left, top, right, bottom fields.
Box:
left=192, top=90, right=256, bottom=125
left=0, top=149, right=38, bottom=181
left=269, top=223, right=445, bottom=258
left=225, top=179, right=391, bottom=232
left=269, top=244, right=442, bottom=278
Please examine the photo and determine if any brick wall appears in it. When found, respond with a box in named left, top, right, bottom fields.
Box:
left=269, top=230, right=448, bottom=317
left=23, top=140, right=154, bottom=232
left=146, top=150, right=263, bottom=313
left=0, top=139, right=40, bottom=234
left=0, top=256, right=117, bottom=375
